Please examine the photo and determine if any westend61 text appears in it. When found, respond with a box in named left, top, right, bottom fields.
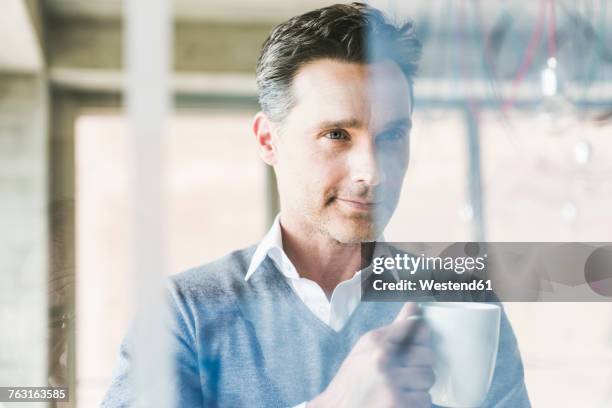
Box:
left=372, top=279, right=493, bottom=292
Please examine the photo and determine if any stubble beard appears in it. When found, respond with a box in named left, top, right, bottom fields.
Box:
left=316, top=187, right=386, bottom=245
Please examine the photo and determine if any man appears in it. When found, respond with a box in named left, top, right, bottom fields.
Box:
left=103, top=3, right=530, bottom=407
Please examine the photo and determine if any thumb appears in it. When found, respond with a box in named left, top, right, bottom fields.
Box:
left=393, top=302, right=421, bottom=323
left=384, top=302, right=422, bottom=346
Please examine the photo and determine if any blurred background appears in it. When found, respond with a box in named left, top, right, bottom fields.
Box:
left=0, top=0, right=611, bottom=406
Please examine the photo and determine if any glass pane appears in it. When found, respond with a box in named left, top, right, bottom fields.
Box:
left=385, top=108, right=471, bottom=241
left=75, top=111, right=266, bottom=406
left=480, top=109, right=612, bottom=241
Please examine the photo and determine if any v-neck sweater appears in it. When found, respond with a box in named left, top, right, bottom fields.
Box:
left=101, top=245, right=531, bottom=407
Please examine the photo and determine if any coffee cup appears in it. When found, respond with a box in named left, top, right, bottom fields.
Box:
left=420, top=302, right=501, bottom=407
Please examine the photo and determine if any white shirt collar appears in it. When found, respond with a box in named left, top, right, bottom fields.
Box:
left=245, top=214, right=393, bottom=282
left=245, top=214, right=296, bottom=281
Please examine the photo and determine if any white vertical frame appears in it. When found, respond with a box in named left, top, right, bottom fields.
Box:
left=124, top=0, right=173, bottom=407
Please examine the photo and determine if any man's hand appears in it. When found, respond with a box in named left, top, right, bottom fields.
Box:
left=308, top=302, right=435, bottom=408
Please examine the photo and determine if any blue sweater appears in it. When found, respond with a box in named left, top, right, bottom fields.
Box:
left=102, top=246, right=531, bottom=407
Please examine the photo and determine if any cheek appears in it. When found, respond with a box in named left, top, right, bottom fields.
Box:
left=305, top=154, right=347, bottom=201
left=380, top=146, right=409, bottom=181
left=290, top=142, right=347, bottom=179
left=278, top=144, right=346, bottom=203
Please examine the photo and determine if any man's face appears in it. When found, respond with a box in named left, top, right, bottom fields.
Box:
left=262, top=59, right=412, bottom=243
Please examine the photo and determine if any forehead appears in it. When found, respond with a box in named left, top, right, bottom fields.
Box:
left=289, top=59, right=413, bottom=130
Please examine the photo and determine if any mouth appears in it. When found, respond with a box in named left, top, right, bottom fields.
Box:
left=335, top=197, right=381, bottom=212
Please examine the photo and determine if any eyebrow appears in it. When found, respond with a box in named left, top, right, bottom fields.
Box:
left=381, top=118, right=413, bottom=131
left=313, top=118, right=364, bottom=132
left=312, top=117, right=412, bottom=132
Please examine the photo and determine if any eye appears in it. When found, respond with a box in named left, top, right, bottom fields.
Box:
left=376, top=128, right=407, bottom=143
left=325, top=129, right=350, bottom=141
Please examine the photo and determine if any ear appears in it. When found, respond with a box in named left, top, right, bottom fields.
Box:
left=252, top=111, right=278, bottom=166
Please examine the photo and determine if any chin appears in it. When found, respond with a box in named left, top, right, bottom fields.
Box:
left=329, top=219, right=380, bottom=244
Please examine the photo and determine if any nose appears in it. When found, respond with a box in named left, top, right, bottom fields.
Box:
left=350, top=139, right=385, bottom=186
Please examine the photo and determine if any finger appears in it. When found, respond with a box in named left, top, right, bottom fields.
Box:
left=392, top=345, right=435, bottom=368
left=396, top=391, right=432, bottom=407
left=384, top=302, right=422, bottom=345
left=388, top=366, right=436, bottom=391
left=384, top=316, right=422, bottom=346
left=393, top=302, right=420, bottom=323
left=407, top=322, right=431, bottom=345
left=385, top=319, right=430, bottom=347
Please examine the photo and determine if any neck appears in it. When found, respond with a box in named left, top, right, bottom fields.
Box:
left=279, top=214, right=362, bottom=297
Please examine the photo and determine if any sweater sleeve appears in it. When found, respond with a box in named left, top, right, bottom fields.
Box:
left=99, top=322, right=135, bottom=408
left=100, top=282, right=204, bottom=407
left=166, top=280, right=206, bottom=407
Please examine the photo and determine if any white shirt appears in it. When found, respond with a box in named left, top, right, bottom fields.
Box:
left=245, top=216, right=392, bottom=407
left=245, top=215, right=363, bottom=332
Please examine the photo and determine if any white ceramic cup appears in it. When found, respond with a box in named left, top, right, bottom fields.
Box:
left=420, top=302, right=501, bottom=408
